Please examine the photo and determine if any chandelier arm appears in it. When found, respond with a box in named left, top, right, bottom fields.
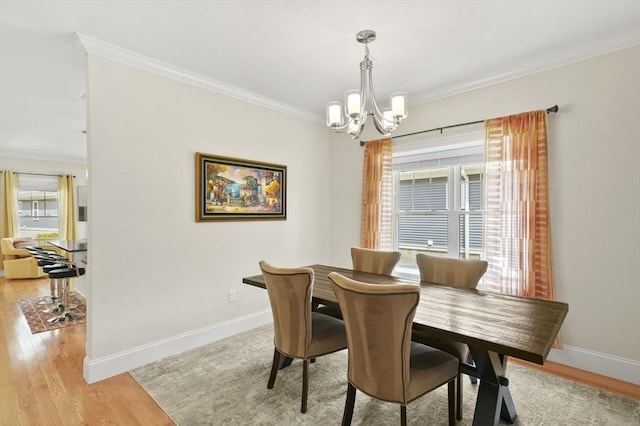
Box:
left=366, top=63, right=386, bottom=123
left=330, top=122, right=351, bottom=132
left=355, top=58, right=368, bottom=126
left=350, top=122, right=365, bottom=139
left=371, top=114, right=391, bottom=136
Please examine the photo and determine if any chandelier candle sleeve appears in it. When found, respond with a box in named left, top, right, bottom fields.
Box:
left=383, top=109, right=395, bottom=128
left=327, top=102, right=344, bottom=127
left=346, top=90, right=362, bottom=118
left=391, top=93, right=407, bottom=119
left=325, top=30, right=408, bottom=139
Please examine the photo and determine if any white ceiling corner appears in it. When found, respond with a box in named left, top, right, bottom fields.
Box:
left=1, top=1, right=639, bottom=163
left=76, top=33, right=324, bottom=125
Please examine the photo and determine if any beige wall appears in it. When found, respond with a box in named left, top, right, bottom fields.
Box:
left=84, top=54, right=331, bottom=381
left=83, top=44, right=639, bottom=383
left=330, top=45, right=640, bottom=382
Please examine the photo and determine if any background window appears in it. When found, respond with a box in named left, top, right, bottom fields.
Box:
left=392, top=130, right=484, bottom=274
left=17, top=174, right=59, bottom=242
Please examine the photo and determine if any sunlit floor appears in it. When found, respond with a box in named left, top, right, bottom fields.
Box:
left=0, top=275, right=175, bottom=425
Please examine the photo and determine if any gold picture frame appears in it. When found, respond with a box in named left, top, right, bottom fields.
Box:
left=196, top=152, right=286, bottom=221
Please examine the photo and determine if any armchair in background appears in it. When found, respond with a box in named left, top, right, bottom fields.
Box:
left=1, top=237, right=46, bottom=279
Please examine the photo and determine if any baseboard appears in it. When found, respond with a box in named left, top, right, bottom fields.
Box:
left=548, top=344, right=640, bottom=385
left=82, top=312, right=639, bottom=386
left=83, top=309, right=273, bottom=384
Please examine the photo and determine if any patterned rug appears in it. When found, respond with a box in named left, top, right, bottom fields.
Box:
left=131, top=324, right=640, bottom=426
left=18, top=293, right=86, bottom=334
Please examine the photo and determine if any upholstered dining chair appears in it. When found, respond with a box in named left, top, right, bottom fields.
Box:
left=413, top=252, right=488, bottom=420
left=259, top=261, right=348, bottom=413
left=328, top=272, right=458, bottom=426
left=350, top=246, right=401, bottom=275
left=317, top=247, right=402, bottom=319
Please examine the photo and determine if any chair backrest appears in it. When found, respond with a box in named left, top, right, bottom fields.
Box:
left=259, top=260, right=314, bottom=359
left=350, top=247, right=401, bottom=275
left=416, top=253, right=488, bottom=289
left=328, top=271, right=420, bottom=404
left=1, top=237, right=32, bottom=260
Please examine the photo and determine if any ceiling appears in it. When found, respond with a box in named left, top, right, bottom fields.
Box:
left=1, top=1, right=639, bottom=164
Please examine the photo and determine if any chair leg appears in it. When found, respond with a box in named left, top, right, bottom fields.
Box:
left=301, top=359, right=309, bottom=413
left=400, top=405, right=407, bottom=426
left=267, top=348, right=280, bottom=389
left=456, top=371, right=463, bottom=420
left=342, top=383, right=357, bottom=426
left=448, top=379, right=456, bottom=426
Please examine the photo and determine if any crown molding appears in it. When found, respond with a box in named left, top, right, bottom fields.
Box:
left=410, top=36, right=640, bottom=106
left=73, top=32, right=639, bottom=124
left=0, top=150, right=87, bottom=165
left=74, top=33, right=324, bottom=125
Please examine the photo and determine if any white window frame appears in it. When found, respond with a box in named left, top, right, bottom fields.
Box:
left=16, top=174, right=60, bottom=239
left=392, top=126, right=485, bottom=276
left=32, top=200, right=39, bottom=220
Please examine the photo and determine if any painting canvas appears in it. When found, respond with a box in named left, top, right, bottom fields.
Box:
left=196, top=153, right=286, bottom=221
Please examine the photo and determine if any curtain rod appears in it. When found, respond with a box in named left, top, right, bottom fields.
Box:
left=0, top=171, right=76, bottom=178
left=359, top=104, right=559, bottom=146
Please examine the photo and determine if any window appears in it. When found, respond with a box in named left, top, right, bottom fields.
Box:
left=392, top=128, right=484, bottom=274
left=17, top=174, right=59, bottom=241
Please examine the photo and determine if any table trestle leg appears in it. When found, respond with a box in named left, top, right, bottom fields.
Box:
left=468, top=347, right=517, bottom=426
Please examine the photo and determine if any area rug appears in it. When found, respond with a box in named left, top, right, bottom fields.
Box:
left=130, top=325, right=639, bottom=426
left=18, top=293, right=86, bottom=334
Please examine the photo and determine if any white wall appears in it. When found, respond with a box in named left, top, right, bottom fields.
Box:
left=330, top=45, right=640, bottom=383
left=83, top=54, right=331, bottom=382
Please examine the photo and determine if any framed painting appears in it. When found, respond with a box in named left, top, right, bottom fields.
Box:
left=196, top=152, right=287, bottom=221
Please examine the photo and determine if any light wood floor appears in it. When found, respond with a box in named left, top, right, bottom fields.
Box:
left=0, top=276, right=174, bottom=426
left=1, top=277, right=637, bottom=425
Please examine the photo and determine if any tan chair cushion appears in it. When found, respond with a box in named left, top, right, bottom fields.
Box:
left=350, top=247, right=401, bottom=275
left=411, top=331, right=469, bottom=362
left=408, top=342, right=460, bottom=402
left=308, top=312, right=348, bottom=358
left=416, top=253, right=488, bottom=288
left=316, top=247, right=402, bottom=320
left=329, top=272, right=458, bottom=405
left=413, top=253, right=488, bottom=362
left=260, top=261, right=346, bottom=360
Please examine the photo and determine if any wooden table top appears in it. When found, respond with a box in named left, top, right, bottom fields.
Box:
left=243, top=264, right=568, bottom=365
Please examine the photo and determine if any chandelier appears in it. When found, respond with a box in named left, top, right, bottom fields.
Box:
left=326, top=30, right=407, bottom=139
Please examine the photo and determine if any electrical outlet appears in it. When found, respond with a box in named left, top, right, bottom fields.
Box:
left=229, top=289, right=237, bottom=302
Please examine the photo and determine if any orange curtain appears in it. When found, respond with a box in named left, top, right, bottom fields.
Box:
left=483, top=110, right=558, bottom=300
left=360, top=138, right=393, bottom=250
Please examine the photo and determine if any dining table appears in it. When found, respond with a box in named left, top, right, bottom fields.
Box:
left=47, top=239, right=88, bottom=253
left=243, top=264, right=569, bottom=426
